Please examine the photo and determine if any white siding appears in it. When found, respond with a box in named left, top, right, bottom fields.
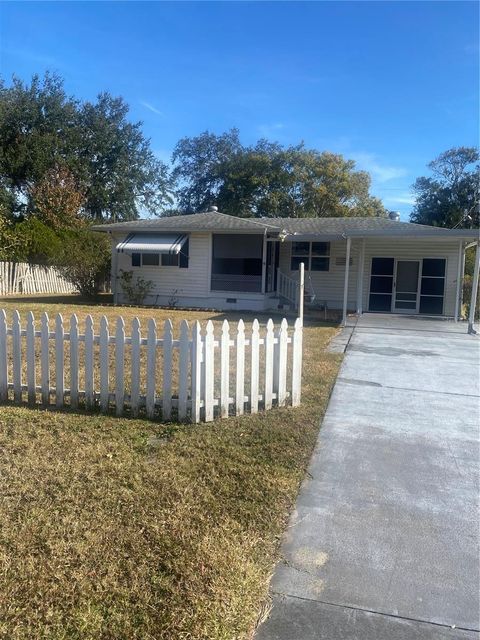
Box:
left=362, top=238, right=460, bottom=316
left=278, top=237, right=461, bottom=315
left=278, top=240, right=360, bottom=309
left=114, top=232, right=211, bottom=304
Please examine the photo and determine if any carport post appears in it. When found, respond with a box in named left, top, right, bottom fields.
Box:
left=467, top=241, right=479, bottom=334
left=356, top=238, right=366, bottom=315
left=342, top=236, right=351, bottom=327
left=454, top=240, right=464, bottom=322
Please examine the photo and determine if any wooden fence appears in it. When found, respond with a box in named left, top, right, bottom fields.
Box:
left=0, top=262, right=76, bottom=296
left=0, top=310, right=303, bottom=422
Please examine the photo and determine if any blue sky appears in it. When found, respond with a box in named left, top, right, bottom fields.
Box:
left=1, top=1, right=478, bottom=219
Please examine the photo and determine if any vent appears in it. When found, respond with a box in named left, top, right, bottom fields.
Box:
left=335, top=257, right=354, bottom=266
left=388, top=211, right=401, bottom=221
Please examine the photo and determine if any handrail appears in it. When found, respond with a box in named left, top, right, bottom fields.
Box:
left=277, top=269, right=299, bottom=306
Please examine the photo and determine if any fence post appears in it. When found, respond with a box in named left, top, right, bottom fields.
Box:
left=146, top=319, right=157, bottom=419
left=277, top=318, right=288, bottom=407
left=191, top=321, right=202, bottom=423
left=299, top=262, right=305, bottom=324
left=204, top=320, right=215, bottom=422
left=0, top=310, right=7, bottom=402
left=178, top=320, right=189, bottom=421
left=292, top=317, right=303, bottom=406
left=264, top=319, right=274, bottom=410
left=131, top=317, right=141, bottom=417
left=162, top=319, right=173, bottom=420
left=235, top=319, right=245, bottom=416
left=250, top=319, right=260, bottom=414
left=99, top=316, right=110, bottom=413
left=85, top=315, right=95, bottom=410
left=26, top=311, right=36, bottom=405
left=115, top=316, right=125, bottom=416
left=55, top=314, right=64, bottom=408
left=220, top=319, right=230, bottom=418
left=41, top=312, right=50, bottom=406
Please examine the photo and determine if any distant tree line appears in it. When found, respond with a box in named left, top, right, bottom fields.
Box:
left=0, top=72, right=478, bottom=296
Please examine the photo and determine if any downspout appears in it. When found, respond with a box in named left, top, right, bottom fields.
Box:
left=454, top=240, right=463, bottom=322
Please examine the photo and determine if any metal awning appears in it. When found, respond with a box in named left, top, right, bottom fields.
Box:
left=116, top=233, right=188, bottom=254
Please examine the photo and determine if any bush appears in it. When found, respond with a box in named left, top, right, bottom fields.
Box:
left=55, top=230, right=111, bottom=298
left=119, top=269, right=154, bottom=305
left=463, top=274, right=480, bottom=321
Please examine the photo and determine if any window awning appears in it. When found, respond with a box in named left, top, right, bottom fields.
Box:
left=116, top=233, right=188, bottom=254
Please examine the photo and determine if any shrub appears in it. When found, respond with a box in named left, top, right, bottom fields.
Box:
left=119, top=269, right=154, bottom=305
left=55, top=230, right=111, bottom=298
left=463, top=274, right=480, bottom=321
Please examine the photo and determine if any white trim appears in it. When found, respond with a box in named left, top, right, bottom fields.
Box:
left=454, top=240, right=463, bottom=321
left=342, top=237, right=351, bottom=326
left=356, top=238, right=366, bottom=315
left=468, top=242, right=479, bottom=334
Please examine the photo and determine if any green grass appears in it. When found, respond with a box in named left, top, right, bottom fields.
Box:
left=0, top=296, right=341, bottom=640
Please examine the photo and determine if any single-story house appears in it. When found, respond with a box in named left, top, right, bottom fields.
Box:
left=93, top=208, right=479, bottom=325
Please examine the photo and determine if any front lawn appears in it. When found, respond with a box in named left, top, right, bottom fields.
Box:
left=0, top=296, right=341, bottom=640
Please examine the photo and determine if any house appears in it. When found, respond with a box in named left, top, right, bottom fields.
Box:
left=93, top=208, right=479, bottom=326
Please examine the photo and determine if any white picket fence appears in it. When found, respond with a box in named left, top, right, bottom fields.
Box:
left=0, top=262, right=76, bottom=296
left=0, top=310, right=303, bottom=422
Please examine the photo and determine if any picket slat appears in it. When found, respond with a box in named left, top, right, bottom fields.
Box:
left=115, top=317, right=125, bottom=416
left=41, top=313, right=50, bottom=405
left=204, top=320, right=215, bottom=422
left=55, top=314, right=64, bottom=408
left=250, top=319, right=260, bottom=413
left=292, top=317, right=303, bottom=406
left=85, top=315, right=95, bottom=409
left=70, top=315, right=79, bottom=409
left=178, top=320, right=189, bottom=421
left=99, top=316, right=109, bottom=412
left=0, top=309, right=303, bottom=422
left=191, top=321, right=202, bottom=423
left=146, top=319, right=156, bottom=419
left=277, top=318, right=288, bottom=407
left=235, top=319, right=245, bottom=416
left=26, top=312, right=36, bottom=405
left=162, top=319, right=173, bottom=420
left=131, top=317, right=141, bottom=417
left=0, top=261, right=75, bottom=294
left=220, top=319, right=230, bottom=418
left=264, top=319, right=274, bottom=410
left=0, top=310, right=7, bottom=401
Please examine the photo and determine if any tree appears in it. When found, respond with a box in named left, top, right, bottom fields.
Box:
left=410, top=147, right=479, bottom=228
left=0, top=73, right=172, bottom=223
left=172, top=130, right=386, bottom=218
left=30, top=164, right=85, bottom=229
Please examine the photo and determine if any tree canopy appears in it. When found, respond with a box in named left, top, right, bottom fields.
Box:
left=410, top=147, right=479, bottom=228
left=0, top=73, right=172, bottom=222
left=172, top=129, right=386, bottom=218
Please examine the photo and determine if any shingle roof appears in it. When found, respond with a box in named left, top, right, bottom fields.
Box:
left=92, top=211, right=479, bottom=239
left=92, top=211, right=278, bottom=233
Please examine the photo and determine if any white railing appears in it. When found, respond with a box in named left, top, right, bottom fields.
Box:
left=0, top=309, right=303, bottom=423
left=277, top=269, right=299, bottom=305
left=0, top=262, right=76, bottom=296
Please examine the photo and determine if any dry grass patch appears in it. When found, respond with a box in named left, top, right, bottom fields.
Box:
left=0, top=296, right=341, bottom=640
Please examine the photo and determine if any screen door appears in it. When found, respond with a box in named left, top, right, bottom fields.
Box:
left=394, top=260, right=420, bottom=312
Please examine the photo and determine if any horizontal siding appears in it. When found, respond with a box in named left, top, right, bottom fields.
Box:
left=279, top=237, right=462, bottom=315
left=114, top=232, right=211, bottom=303
left=362, top=238, right=461, bottom=316
left=278, top=240, right=360, bottom=309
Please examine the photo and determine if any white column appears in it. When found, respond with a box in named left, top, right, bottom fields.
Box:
left=356, top=238, right=366, bottom=315
left=261, top=232, right=267, bottom=294
left=111, top=235, right=118, bottom=304
left=342, top=237, right=351, bottom=326
left=468, top=242, right=480, bottom=334
left=454, top=240, right=464, bottom=322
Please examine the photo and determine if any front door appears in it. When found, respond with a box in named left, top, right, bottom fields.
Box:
left=265, top=241, right=279, bottom=293
left=394, top=260, right=420, bottom=312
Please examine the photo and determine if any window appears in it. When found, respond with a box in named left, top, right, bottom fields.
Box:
left=419, top=258, right=446, bottom=315
left=161, top=254, right=179, bottom=267
left=211, top=234, right=263, bottom=292
left=130, top=239, right=189, bottom=269
left=291, top=242, right=330, bottom=271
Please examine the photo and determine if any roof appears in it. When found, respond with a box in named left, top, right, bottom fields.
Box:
left=92, top=210, right=479, bottom=239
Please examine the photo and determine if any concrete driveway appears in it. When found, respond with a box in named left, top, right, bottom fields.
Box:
left=256, top=314, right=480, bottom=640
